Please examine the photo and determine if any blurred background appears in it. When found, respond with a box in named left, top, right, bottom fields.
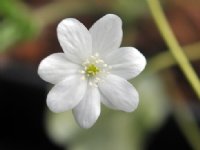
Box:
left=0, top=0, right=200, bottom=150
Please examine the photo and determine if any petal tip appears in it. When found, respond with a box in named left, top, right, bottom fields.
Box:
left=78, top=121, right=95, bottom=129
left=46, top=95, right=64, bottom=113
left=131, top=47, right=147, bottom=73
left=74, top=115, right=100, bottom=129
left=57, top=18, right=77, bottom=30
left=37, top=59, right=49, bottom=83
left=139, top=52, right=147, bottom=72
left=104, top=14, right=122, bottom=26
left=127, top=98, right=139, bottom=112
left=73, top=108, right=101, bottom=129
left=105, top=13, right=120, bottom=18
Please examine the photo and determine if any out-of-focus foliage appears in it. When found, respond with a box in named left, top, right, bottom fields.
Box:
left=0, top=0, right=37, bottom=52
left=45, top=74, right=170, bottom=150
left=113, top=0, right=148, bottom=23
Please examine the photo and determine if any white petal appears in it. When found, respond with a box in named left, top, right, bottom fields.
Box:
left=47, top=75, right=87, bottom=113
left=57, top=18, right=92, bottom=64
left=38, top=53, right=81, bottom=84
left=89, top=14, right=122, bottom=55
left=73, top=86, right=100, bottom=128
left=105, top=47, right=146, bottom=80
left=99, top=74, right=139, bottom=112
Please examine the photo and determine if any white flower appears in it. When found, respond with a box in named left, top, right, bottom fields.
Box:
left=38, top=14, right=146, bottom=128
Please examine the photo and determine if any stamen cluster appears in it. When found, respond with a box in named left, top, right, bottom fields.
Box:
left=80, top=53, right=111, bottom=87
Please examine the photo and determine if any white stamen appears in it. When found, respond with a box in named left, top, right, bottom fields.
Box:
left=79, top=54, right=111, bottom=86
left=80, top=70, right=85, bottom=74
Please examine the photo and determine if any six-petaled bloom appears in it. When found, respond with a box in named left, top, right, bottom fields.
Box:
left=38, top=14, right=146, bottom=128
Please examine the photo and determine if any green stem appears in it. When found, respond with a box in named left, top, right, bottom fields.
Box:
left=145, top=42, right=200, bottom=74
left=147, top=0, right=200, bottom=98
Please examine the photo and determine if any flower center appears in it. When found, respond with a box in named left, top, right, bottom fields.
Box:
left=85, top=64, right=100, bottom=76
left=80, top=53, right=112, bottom=87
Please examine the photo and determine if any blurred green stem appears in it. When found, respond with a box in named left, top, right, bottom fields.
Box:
left=147, top=0, right=200, bottom=99
left=145, top=42, right=200, bottom=74
left=147, top=1, right=200, bottom=150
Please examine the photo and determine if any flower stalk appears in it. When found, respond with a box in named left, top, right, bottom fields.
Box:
left=147, top=0, right=200, bottom=99
left=145, top=42, right=200, bottom=75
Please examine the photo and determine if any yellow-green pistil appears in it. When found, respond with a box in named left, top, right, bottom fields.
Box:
left=86, top=64, right=100, bottom=76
